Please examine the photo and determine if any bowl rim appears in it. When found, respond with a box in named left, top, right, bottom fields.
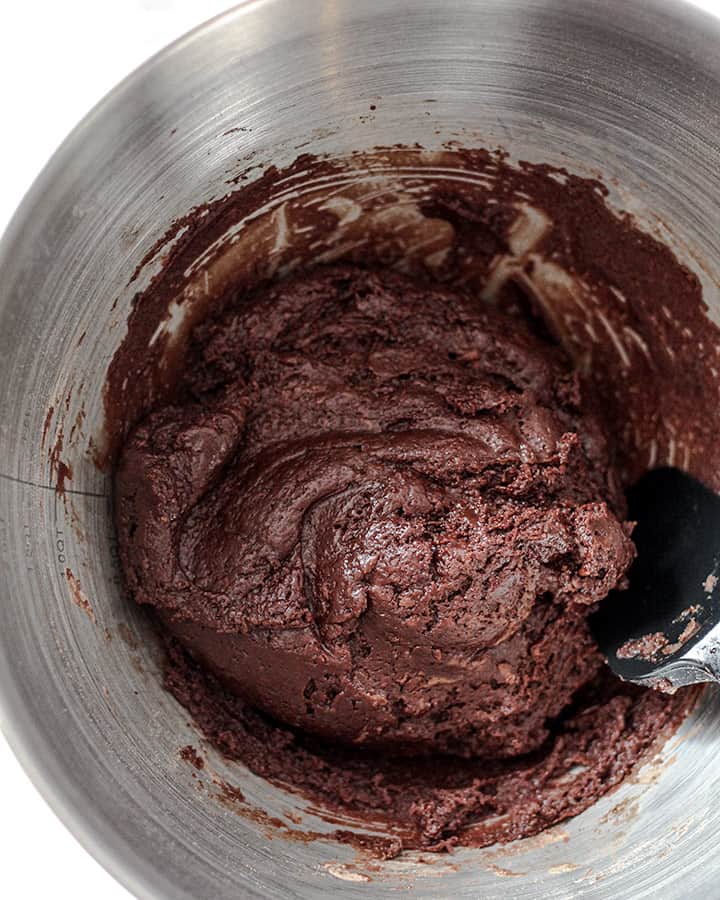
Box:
left=1, top=0, right=720, bottom=897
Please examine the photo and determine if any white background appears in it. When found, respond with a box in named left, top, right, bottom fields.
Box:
left=1, top=0, right=720, bottom=897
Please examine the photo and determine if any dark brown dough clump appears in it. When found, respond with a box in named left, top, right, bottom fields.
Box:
left=115, top=265, right=685, bottom=850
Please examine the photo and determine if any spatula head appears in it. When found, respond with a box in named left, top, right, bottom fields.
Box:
left=591, top=467, right=720, bottom=683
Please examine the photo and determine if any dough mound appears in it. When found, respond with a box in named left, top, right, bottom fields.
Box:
left=115, top=266, right=634, bottom=758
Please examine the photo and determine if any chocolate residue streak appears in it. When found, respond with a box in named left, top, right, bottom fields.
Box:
left=649, top=678, right=679, bottom=695
left=487, top=863, right=525, bottom=878
left=216, top=778, right=401, bottom=856
left=217, top=780, right=244, bottom=804
left=333, top=831, right=403, bottom=861
left=49, top=429, right=72, bottom=495
left=55, top=460, right=73, bottom=494
left=41, top=406, right=54, bottom=449
left=106, top=147, right=716, bottom=855
left=618, top=632, right=670, bottom=660
left=618, top=619, right=701, bottom=662
left=129, top=654, right=145, bottom=676
left=69, top=403, right=87, bottom=445
left=127, top=213, right=196, bottom=288
left=599, top=796, right=641, bottom=827
left=678, top=618, right=701, bottom=645
left=324, top=865, right=372, bottom=883
left=674, top=604, right=702, bottom=623
left=65, top=569, right=95, bottom=622
left=549, top=863, right=581, bottom=875
left=180, top=745, right=205, bottom=770
left=116, top=621, right=139, bottom=650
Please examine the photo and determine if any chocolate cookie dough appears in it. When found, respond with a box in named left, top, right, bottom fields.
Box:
left=110, top=148, right=708, bottom=853
left=115, top=263, right=685, bottom=850
left=117, top=265, right=636, bottom=760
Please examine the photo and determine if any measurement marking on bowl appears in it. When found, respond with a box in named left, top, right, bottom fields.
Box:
left=0, top=470, right=108, bottom=499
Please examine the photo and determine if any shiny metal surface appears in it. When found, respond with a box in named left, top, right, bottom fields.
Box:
left=1, top=1, right=720, bottom=897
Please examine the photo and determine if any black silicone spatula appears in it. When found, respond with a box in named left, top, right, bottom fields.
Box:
left=591, top=467, right=720, bottom=691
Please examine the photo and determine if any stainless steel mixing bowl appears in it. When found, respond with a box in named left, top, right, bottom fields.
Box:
left=2, top=1, right=720, bottom=897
